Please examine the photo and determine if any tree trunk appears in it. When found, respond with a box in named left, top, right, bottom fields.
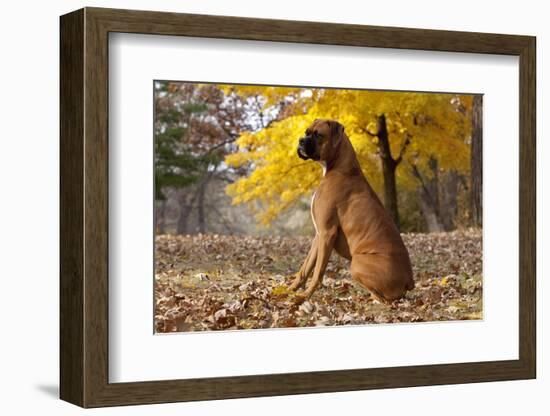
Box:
left=176, top=189, right=199, bottom=234
left=440, top=170, right=460, bottom=231
left=417, top=188, right=444, bottom=232
left=376, top=114, right=400, bottom=230
left=471, top=95, right=483, bottom=227
left=197, top=183, right=206, bottom=234
left=155, top=199, right=167, bottom=234
left=412, top=158, right=444, bottom=232
left=427, top=157, right=440, bottom=217
left=197, top=172, right=214, bottom=234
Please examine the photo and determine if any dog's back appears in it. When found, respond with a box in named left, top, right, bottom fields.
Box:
left=324, top=168, right=414, bottom=301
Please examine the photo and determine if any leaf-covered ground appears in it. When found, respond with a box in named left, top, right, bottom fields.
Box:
left=155, top=230, right=482, bottom=333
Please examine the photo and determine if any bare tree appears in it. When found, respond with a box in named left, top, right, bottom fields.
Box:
left=368, top=114, right=410, bottom=230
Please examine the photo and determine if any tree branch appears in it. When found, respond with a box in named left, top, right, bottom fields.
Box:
left=395, top=134, right=412, bottom=166
left=410, top=162, right=438, bottom=211
left=205, top=136, right=238, bottom=154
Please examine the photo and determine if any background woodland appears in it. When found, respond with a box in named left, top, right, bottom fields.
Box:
left=154, top=82, right=482, bottom=236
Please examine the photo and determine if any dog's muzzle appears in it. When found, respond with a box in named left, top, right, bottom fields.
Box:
left=297, top=136, right=317, bottom=160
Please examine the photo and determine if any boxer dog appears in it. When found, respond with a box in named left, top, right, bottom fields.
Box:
left=290, top=119, right=414, bottom=303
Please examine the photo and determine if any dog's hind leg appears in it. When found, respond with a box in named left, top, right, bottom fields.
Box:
left=350, top=255, right=407, bottom=303
left=350, top=270, right=391, bottom=303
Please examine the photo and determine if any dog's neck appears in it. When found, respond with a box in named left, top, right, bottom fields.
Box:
left=324, top=135, right=363, bottom=177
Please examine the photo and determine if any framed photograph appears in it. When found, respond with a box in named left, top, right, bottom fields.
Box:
left=60, top=7, right=536, bottom=408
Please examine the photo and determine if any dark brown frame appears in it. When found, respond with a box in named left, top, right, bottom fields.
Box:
left=60, top=7, right=536, bottom=408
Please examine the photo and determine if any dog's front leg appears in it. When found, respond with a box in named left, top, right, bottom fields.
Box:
left=289, top=235, right=318, bottom=291
left=300, top=227, right=337, bottom=300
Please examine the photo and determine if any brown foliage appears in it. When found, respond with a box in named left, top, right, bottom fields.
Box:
left=155, top=230, right=482, bottom=333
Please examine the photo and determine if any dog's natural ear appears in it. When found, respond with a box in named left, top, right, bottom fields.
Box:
left=328, top=120, right=344, bottom=147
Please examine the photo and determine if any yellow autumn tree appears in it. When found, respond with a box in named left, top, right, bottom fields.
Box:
left=224, top=85, right=472, bottom=228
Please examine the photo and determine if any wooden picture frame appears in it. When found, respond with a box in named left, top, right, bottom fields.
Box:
left=60, top=7, right=536, bottom=408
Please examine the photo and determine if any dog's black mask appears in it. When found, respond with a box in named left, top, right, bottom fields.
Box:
left=297, top=135, right=319, bottom=160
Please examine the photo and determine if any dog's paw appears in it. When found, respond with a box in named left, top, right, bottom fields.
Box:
left=291, top=293, right=305, bottom=305
left=287, top=274, right=304, bottom=291
left=291, top=292, right=310, bottom=305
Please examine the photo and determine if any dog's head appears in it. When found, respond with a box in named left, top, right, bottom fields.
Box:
left=297, top=119, right=345, bottom=161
